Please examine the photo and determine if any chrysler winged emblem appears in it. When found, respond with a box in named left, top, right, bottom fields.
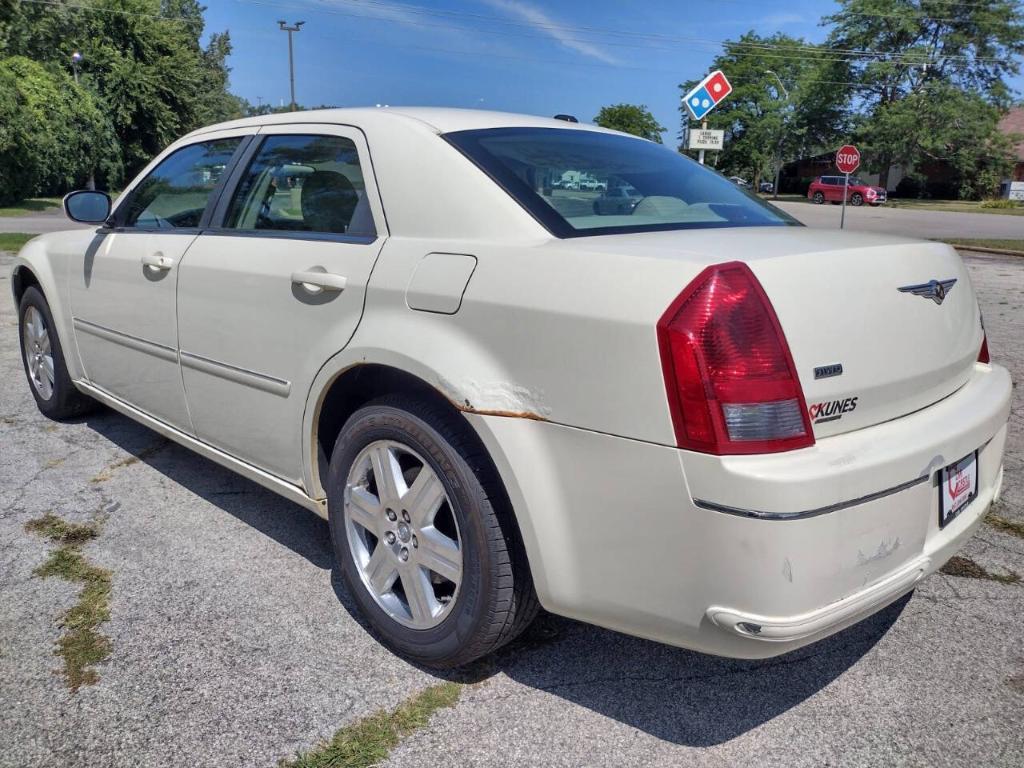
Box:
left=897, top=278, right=957, bottom=305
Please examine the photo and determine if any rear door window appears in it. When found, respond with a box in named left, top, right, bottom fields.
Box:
left=222, top=134, right=376, bottom=237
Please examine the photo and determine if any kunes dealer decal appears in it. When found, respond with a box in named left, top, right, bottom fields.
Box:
left=809, top=397, right=858, bottom=424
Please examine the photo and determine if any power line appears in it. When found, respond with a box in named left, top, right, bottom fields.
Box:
left=235, top=0, right=1019, bottom=65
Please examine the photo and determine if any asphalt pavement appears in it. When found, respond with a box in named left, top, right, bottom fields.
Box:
left=2, top=199, right=1024, bottom=242
left=1, top=248, right=1022, bottom=767
left=774, top=199, right=1024, bottom=241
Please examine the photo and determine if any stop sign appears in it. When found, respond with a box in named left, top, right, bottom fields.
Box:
left=836, top=144, right=861, bottom=174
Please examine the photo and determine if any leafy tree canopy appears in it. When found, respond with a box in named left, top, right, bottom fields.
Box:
left=678, top=33, right=851, bottom=184
left=594, top=103, right=666, bottom=143
left=0, top=0, right=243, bottom=197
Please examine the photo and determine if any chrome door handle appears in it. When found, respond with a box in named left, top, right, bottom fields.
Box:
left=141, top=253, right=174, bottom=271
left=291, top=270, right=348, bottom=293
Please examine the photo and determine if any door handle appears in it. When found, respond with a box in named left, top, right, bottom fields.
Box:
left=291, top=270, right=347, bottom=293
left=141, top=253, right=175, bottom=271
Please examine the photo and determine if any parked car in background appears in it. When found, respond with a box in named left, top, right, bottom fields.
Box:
left=759, top=180, right=774, bottom=194
left=728, top=176, right=750, bottom=188
left=808, top=175, right=887, bottom=206
left=593, top=183, right=642, bottom=214
left=13, top=108, right=1008, bottom=670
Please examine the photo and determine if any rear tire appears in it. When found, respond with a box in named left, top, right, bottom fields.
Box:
left=326, top=395, right=539, bottom=667
left=812, top=192, right=824, bottom=204
left=18, top=286, right=97, bottom=420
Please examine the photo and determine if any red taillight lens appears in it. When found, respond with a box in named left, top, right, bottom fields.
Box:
left=978, top=333, right=990, bottom=363
left=657, top=261, right=815, bottom=455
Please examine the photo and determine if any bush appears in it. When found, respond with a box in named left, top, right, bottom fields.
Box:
left=0, top=57, right=121, bottom=205
left=894, top=176, right=925, bottom=199
left=980, top=198, right=1022, bottom=209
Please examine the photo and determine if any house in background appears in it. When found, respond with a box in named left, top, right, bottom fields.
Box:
left=780, top=106, right=1024, bottom=197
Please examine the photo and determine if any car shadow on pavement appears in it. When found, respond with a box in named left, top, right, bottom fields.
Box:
left=485, top=596, right=907, bottom=746
left=83, top=409, right=335, bottom=570
left=83, top=408, right=908, bottom=748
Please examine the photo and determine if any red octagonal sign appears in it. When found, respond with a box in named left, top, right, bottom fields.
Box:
left=836, top=144, right=861, bottom=174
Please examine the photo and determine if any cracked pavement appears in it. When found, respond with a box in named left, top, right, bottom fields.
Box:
left=1, top=249, right=1023, bottom=767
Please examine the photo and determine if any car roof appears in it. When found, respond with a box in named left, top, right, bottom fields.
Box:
left=184, top=106, right=619, bottom=140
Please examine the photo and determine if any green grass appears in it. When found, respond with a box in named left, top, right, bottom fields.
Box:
left=889, top=199, right=1024, bottom=216
left=280, top=682, right=463, bottom=768
left=987, top=511, right=1024, bottom=540
left=0, top=232, right=35, bottom=252
left=25, top=512, right=112, bottom=691
left=0, top=197, right=61, bottom=217
left=938, top=238, right=1024, bottom=253
left=939, top=555, right=1020, bottom=585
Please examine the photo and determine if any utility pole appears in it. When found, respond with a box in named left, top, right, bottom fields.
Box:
left=70, top=51, right=96, bottom=190
left=277, top=20, right=304, bottom=111
left=765, top=70, right=789, bottom=199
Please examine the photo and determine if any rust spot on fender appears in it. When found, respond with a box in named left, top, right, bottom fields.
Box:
left=456, top=404, right=548, bottom=421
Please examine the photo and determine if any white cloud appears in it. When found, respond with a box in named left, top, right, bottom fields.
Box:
left=481, top=0, right=620, bottom=64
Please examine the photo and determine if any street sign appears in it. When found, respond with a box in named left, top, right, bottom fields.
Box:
left=836, top=144, right=861, bottom=174
left=688, top=129, right=724, bottom=151
left=683, top=70, right=733, bottom=121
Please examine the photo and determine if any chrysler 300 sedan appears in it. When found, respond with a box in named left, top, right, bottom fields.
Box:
left=12, top=108, right=1011, bottom=667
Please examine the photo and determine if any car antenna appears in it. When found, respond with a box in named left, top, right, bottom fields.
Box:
left=553, top=114, right=578, bottom=123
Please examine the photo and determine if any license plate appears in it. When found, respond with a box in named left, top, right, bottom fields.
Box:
left=939, top=451, right=978, bottom=528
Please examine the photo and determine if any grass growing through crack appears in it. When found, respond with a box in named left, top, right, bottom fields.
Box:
left=986, top=511, right=1024, bottom=540
left=939, top=555, right=1021, bottom=585
left=25, top=513, right=112, bottom=691
left=280, top=682, right=462, bottom=768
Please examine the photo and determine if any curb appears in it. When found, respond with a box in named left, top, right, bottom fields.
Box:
left=948, top=245, right=1024, bottom=257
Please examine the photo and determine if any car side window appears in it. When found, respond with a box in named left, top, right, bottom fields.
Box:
left=120, top=139, right=242, bottom=229
left=223, top=134, right=376, bottom=237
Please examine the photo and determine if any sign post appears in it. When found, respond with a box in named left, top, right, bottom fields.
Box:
left=683, top=70, right=733, bottom=165
left=835, top=144, right=861, bottom=230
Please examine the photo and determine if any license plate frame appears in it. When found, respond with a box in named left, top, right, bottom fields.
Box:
left=939, top=450, right=979, bottom=529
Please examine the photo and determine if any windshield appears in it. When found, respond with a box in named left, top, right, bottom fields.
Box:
left=444, top=127, right=798, bottom=238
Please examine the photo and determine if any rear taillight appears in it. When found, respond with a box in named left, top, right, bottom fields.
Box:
left=657, top=261, right=815, bottom=455
left=978, top=312, right=990, bottom=363
left=979, top=333, right=990, bottom=363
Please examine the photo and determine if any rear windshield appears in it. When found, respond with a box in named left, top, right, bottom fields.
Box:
left=444, top=127, right=798, bottom=238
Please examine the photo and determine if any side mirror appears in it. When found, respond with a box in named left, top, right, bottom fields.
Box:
left=63, top=190, right=112, bottom=225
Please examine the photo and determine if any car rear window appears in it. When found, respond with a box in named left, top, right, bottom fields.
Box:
left=444, top=127, right=798, bottom=238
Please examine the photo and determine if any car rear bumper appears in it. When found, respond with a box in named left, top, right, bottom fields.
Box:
left=468, top=362, right=1011, bottom=658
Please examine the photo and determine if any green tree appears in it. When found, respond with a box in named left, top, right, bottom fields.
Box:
left=594, top=103, right=666, bottom=142
left=679, top=33, right=850, bottom=188
left=1, top=0, right=244, bottom=188
left=0, top=56, right=120, bottom=204
left=827, top=0, right=1024, bottom=189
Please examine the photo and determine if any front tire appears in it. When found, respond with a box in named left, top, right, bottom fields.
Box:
left=327, top=395, right=538, bottom=667
left=851, top=193, right=864, bottom=206
left=18, top=286, right=96, bottom=420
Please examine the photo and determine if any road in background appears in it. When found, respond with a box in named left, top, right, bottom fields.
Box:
left=774, top=199, right=1024, bottom=241
left=0, top=208, right=87, bottom=235
left=0, top=249, right=1022, bottom=767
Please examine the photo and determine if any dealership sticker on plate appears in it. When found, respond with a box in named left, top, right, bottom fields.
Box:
left=939, top=451, right=978, bottom=528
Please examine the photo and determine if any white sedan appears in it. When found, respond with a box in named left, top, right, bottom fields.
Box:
left=12, top=108, right=1011, bottom=666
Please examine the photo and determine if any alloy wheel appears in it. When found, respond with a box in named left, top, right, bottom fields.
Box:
left=344, top=440, right=463, bottom=629
left=22, top=306, right=54, bottom=400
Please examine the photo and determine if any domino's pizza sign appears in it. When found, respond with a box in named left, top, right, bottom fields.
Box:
left=683, top=70, right=733, bottom=121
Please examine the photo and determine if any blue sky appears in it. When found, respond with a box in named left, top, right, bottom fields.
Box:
left=202, top=0, right=1023, bottom=141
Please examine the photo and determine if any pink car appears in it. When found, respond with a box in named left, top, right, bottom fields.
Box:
left=808, top=175, right=887, bottom=206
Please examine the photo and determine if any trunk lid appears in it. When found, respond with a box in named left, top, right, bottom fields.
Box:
left=567, top=227, right=983, bottom=440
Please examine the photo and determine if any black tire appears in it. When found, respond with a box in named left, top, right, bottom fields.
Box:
left=18, top=286, right=97, bottom=420
left=812, top=192, right=824, bottom=204
left=851, top=193, right=864, bottom=206
left=327, top=395, right=539, bottom=667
